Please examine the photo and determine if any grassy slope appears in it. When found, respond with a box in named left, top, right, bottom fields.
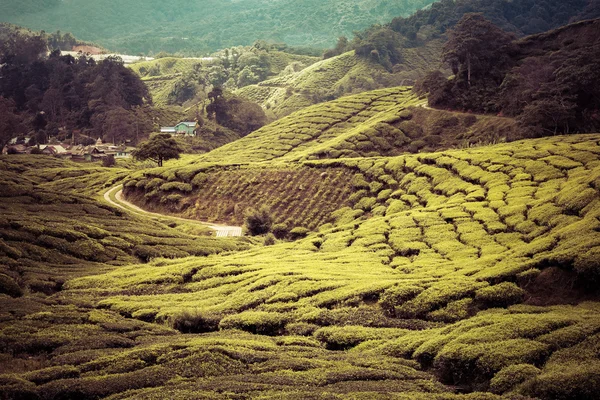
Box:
left=237, top=41, right=444, bottom=118
left=128, top=57, right=204, bottom=107
left=2, top=88, right=600, bottom=398
left=0, top=156, right=249, bottom=294
left=63, top=132, right=600, bottom=399
left=119, top=88, right=520, bottom=229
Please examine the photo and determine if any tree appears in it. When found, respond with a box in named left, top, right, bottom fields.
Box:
left=443, top=13, right=514, bottom=88
left=0, top=96, right=25, bottom=150
left=132, top=134, right=183, bottom=166
left=244, top=206, right=273, bottom=236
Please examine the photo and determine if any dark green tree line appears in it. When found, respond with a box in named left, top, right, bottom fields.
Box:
left=0, top=32, right=152, bottom=145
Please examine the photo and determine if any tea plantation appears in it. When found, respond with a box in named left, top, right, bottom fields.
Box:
left=1, top=87, right=600, bottom=399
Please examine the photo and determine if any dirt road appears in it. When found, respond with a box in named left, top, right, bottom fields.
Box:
left=103, top=185, right=243, bottom=237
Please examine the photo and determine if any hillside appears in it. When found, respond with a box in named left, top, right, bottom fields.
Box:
left=129, top=51, right=320, bottom=107
left=190, top=87, right=518, bottom=166
left=2, top=129, right=600, bottom=398
left=237, top=41, right=445, bottom=118
left=0, top=0, right=436, bottom=55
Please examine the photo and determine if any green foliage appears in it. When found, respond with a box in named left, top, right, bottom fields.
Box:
left=132, top=134, right=183, bottom=167
left=490, top=364, right=541, bottom=394
left=474, top=283, right=525, bottom=308
left=0, top=1, right=436, bottom=55
left=289, top=227, right=310, bottom=240
left=244, top=206, right=273, bottom=236
left=219, top=311, right=289, bottom=335
left=169, top=310, right=221, bottom=333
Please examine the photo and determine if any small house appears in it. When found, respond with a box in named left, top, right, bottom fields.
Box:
left=175, top=122, right=197, bottom=136
left=160, top=121, right=197, bottom=137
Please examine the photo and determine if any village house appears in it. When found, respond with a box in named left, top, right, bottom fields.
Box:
left=160, top=121, right=197, bottom=137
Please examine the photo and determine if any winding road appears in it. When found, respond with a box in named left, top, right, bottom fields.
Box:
left=103, top=185, right=243, bottom=237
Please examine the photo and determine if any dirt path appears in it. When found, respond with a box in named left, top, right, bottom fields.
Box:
left=103, top=185, right=243, bottom=237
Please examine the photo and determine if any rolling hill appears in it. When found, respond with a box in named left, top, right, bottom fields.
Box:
left=236, top=40, right=445, bottom=118
left=2, top=123, right=600, bottom=399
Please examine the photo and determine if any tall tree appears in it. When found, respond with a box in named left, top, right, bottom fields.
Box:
left=0, top=96, right=25, bottom=150
left=443, top=13, right=515, bottom=87
left=132, top=133, right=183, bottom=167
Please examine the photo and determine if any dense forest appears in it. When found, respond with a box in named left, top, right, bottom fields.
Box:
left=0, top=0, right=436, bottom=56
left=325, top=0, right=598, bottom=67
left=417, top=16, right=600, bottom=136
left=0, top=31, right=153, bottom=148
left=0, top=27, right=272, bottom=151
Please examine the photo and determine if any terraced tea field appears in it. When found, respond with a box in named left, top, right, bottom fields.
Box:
left=2, top=86, right=600, bottom=399
left=238, top=43, right=445, bottom=118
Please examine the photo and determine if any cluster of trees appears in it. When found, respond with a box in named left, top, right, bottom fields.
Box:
left=324, top=27, right=403, bottom=72
left=390, top=0, right=596, bottom=40
left=327, top=0, right=597, bottom=71
left=0, top=31, right=153, bottom=148
left=167, top=43, right=273, bottom=108
left=205, top=87, right=267, bottom=136
left=416, top=14, right=600, bottom=136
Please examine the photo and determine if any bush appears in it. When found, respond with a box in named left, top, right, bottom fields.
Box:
left=102, top=155, right=115, bottom=167
left=490, top=364, right=541, bottom=394
left=271, top=223, right=289, bottom=239
left=263, top=233, right=276, bottom=246
left=219, top=311, right=289, bottom=335
left=23, top=365, right=80, bottom=385
left=244, top=206, right=273, bottom=236
left=169, top=310, right=221, bottom=333
left=159, top=182, right=193, bottom=192
left=0, top=273, right=22, bottom=297
left=475, top=282, right=525, bottom=308
left=289, top=227, right=310, bottom=240
left=380, top=285, right=423, bottom=316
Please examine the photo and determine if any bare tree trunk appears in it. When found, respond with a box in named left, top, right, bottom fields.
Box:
left=467, top=53, right=471, bottom=87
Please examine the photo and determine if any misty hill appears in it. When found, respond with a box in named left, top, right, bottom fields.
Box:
left=0, top=0, right=436, bottom=55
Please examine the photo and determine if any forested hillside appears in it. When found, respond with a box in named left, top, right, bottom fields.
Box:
left=239, top=0, right=598, bottom=118
left=0, top=0, right=436, bottom=55
left=419, top=16, right=600, bottom=137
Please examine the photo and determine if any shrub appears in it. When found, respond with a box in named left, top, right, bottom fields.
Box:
left=521, top=363, right=600, bottom=400
left=191, top=172, right=208, bottom=187
left=0, top=273, right=22, bottom=297
left=263, top=233, right=276, bottom=246
left=160, top=182, right=193, bottom=192
left=475, top=282, right=525, bottom=308
left=285, top=322, right=319, bottom=336
left=244, top=206, right=273, bottom=236
left=102, top=155, right=115, bottom=167
left=219, top=311, right=289, bottom=335
left=289, top=227, right=310, bottom=240
left=427, top=298, right=473, bottom=322
left=574, top=247, right=600, bottom=287
left=490, top=364, right=541, bottom=394
left=169, top=310, right=221, bottom=333
left=23, top=365, right=80, bottom=385
left=271, top=223, right=289, bottom=239
left=380, top=285, right=423, bottom=316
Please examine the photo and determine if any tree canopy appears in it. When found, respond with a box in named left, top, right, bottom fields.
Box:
left=0, top=30, right=153, bottom=145
left=132, top=133, right=183, bottom=166
left=442, top=13, right=515, bottom=88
